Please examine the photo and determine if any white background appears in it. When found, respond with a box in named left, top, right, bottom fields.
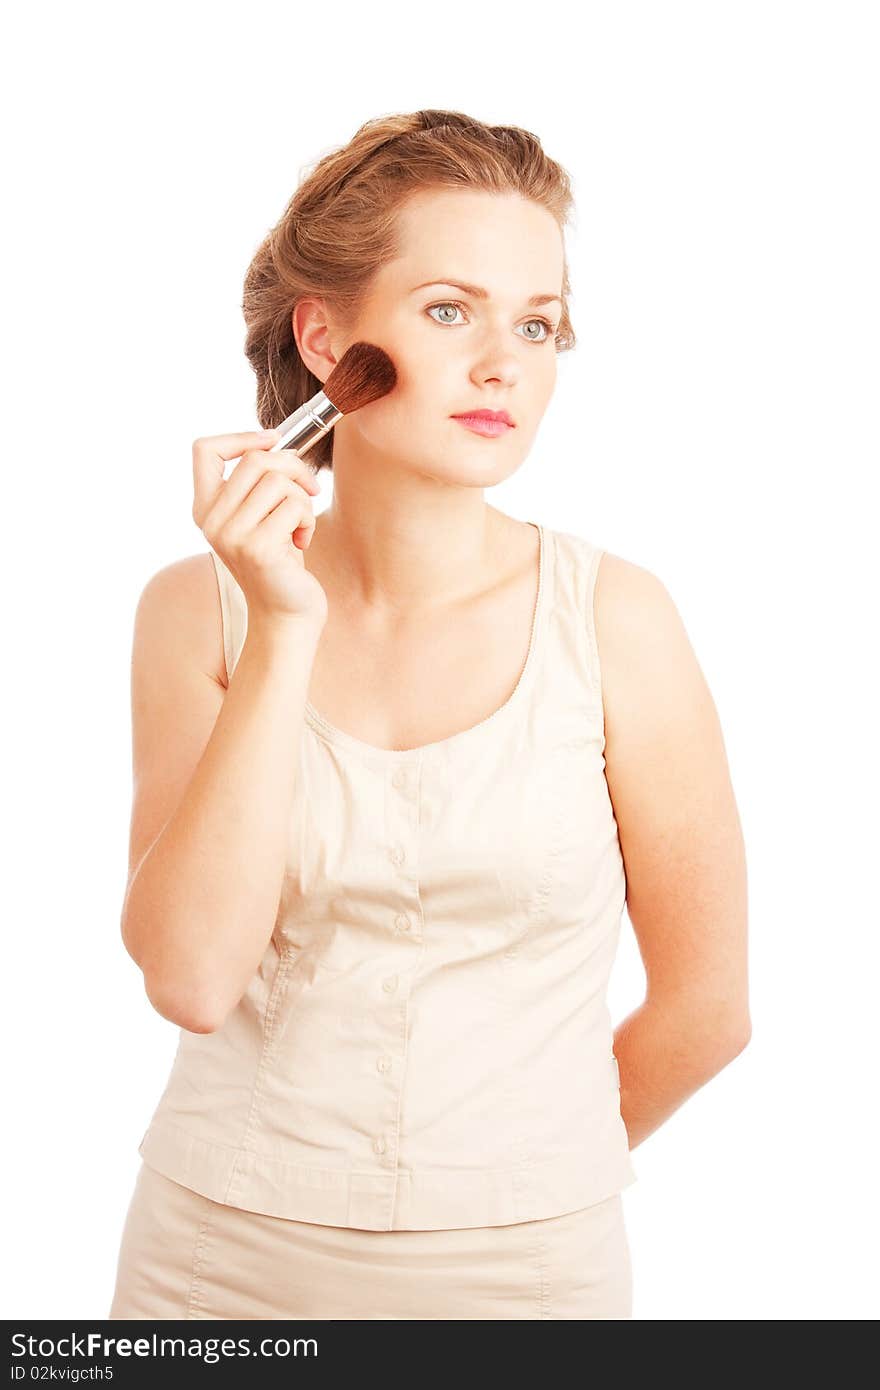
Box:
left=3, top=0, right=877, bottom=1321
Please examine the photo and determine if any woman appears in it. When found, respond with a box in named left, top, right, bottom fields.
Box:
left=109, top=109, right=750, bottom=1320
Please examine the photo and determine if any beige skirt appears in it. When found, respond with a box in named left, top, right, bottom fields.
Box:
left=109, top=1160, right=632, bottom=1320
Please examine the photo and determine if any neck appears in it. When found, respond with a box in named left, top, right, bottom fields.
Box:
left=307, top=453, right=504, bottom=618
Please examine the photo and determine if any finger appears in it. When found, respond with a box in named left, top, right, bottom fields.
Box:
left=223, top=470, right=314, bottom=541
left=192, top=430, right=281, bottom=523
left=193, top=431, right=321, bottom=527
left=263, top=492, right=317, bottom=550
left=226, top=448, right=322, bottom=503
left=204, top=455, right=317, bottom=537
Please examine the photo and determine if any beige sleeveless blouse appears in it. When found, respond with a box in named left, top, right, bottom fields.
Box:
left=137, top=522, right=638, bottom=1230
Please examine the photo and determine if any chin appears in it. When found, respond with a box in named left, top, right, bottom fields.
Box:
left=431, top=457, right=523, bottom=487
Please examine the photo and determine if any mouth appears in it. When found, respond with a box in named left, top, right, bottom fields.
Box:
left=451, top=410, right=515, bottom=437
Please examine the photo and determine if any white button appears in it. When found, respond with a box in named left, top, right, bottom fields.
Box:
left=372, top=1135, right=387, bottom=1154
left=394, top=913, right=411, bottom=933
left=376, top=1055, right=391, bottom=1073
left=389, top=844, right=405, bottom=866
left=382, top=974, right=398, bottom=993
left=392, top=767, right=408, bottom=790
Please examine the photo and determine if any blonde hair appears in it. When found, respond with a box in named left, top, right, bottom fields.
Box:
left=242, top=109, right=577, bottom=472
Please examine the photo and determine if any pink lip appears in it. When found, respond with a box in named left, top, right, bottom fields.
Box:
left=452, top=412, right=514, bottom=437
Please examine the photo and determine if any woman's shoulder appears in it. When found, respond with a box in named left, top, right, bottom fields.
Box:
left=592, top=546, right=680, bottom=646
left=541, top=524, right=654, bottom=598
left=135, top=551, right=229, bottom=689
left=591, top=546, right=705, bottom=749
left=536, top=523, right=687, bottom=698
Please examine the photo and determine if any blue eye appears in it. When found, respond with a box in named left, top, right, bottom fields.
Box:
left=425, top=301, right=556, bottom=343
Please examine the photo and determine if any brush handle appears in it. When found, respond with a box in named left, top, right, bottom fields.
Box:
left=270, top=389, right=342, bottom=459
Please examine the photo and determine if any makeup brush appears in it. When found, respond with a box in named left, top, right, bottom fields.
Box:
left=268, top=341, right=397, bottom=462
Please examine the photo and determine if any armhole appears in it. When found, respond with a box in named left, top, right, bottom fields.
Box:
left=584, top=544, right=605, bottom=695
left=210, top=549, right=234, bottom=689
left=584, top=543, right=608, bottom=746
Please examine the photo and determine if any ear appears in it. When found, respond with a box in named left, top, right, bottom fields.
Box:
left=292, top=298, right=339, bottom=385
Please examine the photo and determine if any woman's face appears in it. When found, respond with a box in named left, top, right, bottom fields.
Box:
left=324, top=187, right=566, bottom=486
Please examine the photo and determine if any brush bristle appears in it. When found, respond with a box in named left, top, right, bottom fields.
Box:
left=323, top=342, right=397, bottom=415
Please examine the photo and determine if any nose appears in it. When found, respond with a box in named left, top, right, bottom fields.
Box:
left=469, top=325, right=520, bottom=389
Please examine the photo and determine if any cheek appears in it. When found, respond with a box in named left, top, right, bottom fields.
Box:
left=359, top=352, right=450, bottom=433
left=535, top=352, right=557, bottom=400
left=350, top=382, right=424, bottom=454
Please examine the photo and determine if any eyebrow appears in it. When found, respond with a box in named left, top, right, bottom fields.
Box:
left=410, top=279, right=563, bottom=309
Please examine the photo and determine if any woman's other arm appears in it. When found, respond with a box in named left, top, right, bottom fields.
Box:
left=595, top=552, right=751, bottom=1150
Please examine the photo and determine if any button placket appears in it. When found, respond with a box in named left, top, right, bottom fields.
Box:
left=384, top=760, right=421, bottom=944
left=371, top=758, right=423, bottom=1173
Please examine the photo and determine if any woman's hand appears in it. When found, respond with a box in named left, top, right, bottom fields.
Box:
left=192, top=430, right=328, bottom=630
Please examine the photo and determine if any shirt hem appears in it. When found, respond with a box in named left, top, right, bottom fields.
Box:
left=138, top=1117, right=638, bottom=1232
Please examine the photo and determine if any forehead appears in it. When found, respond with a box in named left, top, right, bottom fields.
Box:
left=381, top=188, right=564, bottom=292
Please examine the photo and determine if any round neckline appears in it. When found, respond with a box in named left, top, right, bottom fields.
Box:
left=303, top=521, right=549, bottom=762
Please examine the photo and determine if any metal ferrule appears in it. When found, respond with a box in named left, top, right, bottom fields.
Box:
left=273, top=390, right=342, bottom=456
